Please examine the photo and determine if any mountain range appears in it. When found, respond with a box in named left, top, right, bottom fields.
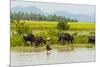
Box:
left=11, top=6, right=95, bottom=22
left=11, top=6, right=43, bottom=14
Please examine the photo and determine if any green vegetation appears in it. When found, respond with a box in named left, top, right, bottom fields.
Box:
left=11, top=21, right=95, bottom=30
left=10, top=20, right=95, bottom=52
left=10, top=30, right=94, bottom=47
left=10, top=7, right=95, bottom=53
left=57, top=20, right=69, bottom=30
left=11, top=44, right=94, bottom=52
left=11, top=12, right=78, bottom=22
left=10, top=34, right=24, bottom=47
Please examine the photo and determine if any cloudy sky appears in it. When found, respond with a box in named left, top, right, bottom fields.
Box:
left=11, top=1, right=95, bottom=16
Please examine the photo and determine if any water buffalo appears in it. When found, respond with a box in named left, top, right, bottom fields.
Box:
left=58, top=33, right=74, bottom=45
left=23, top=34, right=46, bottom=46
left=34, top=36, right=46, bottom=46
left=23, top=33, right=35, bottom=46
left=88, top=36, right=95, bottom=44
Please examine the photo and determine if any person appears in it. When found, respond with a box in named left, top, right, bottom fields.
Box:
left=46, top=37, right=52, bottom=51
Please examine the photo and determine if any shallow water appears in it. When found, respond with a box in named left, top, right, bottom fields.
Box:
left=11, top=48, right=95, bottom=66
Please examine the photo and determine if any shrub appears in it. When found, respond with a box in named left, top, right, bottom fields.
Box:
left=57, top=20, right=69, bottom=30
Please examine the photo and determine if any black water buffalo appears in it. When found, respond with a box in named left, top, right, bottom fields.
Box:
left=58, top=33, right=74, bottom=45
left=34, top=36, right=46, bottom=46
left=23, top=33, right=46, bottom=46
left=23, top=34, right=35, bottom=46
left=88, top=36, right=95, bottom=44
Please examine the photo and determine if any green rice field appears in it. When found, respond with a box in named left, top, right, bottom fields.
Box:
left=11, top=21, right=95, bottom=30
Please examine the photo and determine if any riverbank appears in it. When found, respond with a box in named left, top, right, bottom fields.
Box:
left=11, top=44, right=94, bottom=52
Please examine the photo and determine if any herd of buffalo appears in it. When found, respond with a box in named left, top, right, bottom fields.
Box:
left=23, top=32, right=95, bottom=47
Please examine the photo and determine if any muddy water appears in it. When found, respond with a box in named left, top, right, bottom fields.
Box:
left=11, top=48, right=95, bottom=66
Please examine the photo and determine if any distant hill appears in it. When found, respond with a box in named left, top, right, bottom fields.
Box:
left=11, top=6, right=95, bottom=22
left=11, top=6, right=43, bottom=14
left=52, top=11, right=95, bottom=22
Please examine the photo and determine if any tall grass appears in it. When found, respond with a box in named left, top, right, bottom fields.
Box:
left=10, top=29, right=93, bottom=47
left=74, top=35, right=88, bottom=44
left=10, top=34, right=24, bottom=47
left=11, top=21, right=95, bottom=30
left=10, top=20, right=95, bottom=48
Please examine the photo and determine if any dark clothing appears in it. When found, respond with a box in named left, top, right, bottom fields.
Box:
left=46, top=45, right=52, bottom=51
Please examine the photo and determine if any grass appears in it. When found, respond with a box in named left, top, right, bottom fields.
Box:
left=68, top=22, right=95, bottom=30
left=11, top=21, right=95, bottom=30
left=10, top=20, right=95, bottom=52
left=11, top=44, right=94, bottom=52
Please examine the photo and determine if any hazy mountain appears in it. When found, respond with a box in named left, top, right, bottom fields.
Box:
left=11, top=6, right=43, bottom=14
left=52, top=11, right=95, bottom=22
left=11, top=6, right=95, bottom=22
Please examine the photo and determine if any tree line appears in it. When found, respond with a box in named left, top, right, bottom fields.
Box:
left=11, top=12, right=78, bottom=22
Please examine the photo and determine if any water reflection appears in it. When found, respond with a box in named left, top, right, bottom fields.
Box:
left=11, top=48, right=95, bottom=66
